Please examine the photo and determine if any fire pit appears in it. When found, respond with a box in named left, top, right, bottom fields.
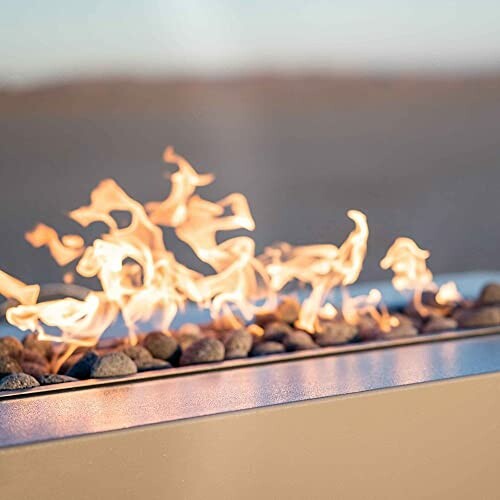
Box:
left=1, top=147, right=500, bottom=392
left=0, top=147, right=499, bottom=498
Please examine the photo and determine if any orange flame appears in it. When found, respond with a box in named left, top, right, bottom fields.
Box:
left=0, top=269, right=40, bottom=305
left=381, top=237, right=460, bottom=316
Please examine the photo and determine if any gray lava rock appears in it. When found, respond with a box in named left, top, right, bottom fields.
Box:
left=122, top=345, right=153, bottom=366
left=90, top=352, right=138, bottom=378
left=383, top=314, right=419, bottom=339
left=0, top=336, right=24, bottom=360
left=137, top=358, right=172, bottom=372
left=315, top=321, right=358, bottom=346
left=66, top=351, right=99, bottom=379
left=0, top=356, right=22, bottom=377
left=251, top=341, right=286, bottom=356
left=175, top=323, right=203, bottom=350
left=39, top=374, right=78, bottom=385
left=454, top=306, right=500, bottom=328
left=0, top=373, right=40, bottom=391
left=143, top=332, right=178, bottom=360
left=276, top=297, right=301, bottom=324
left=263, top=321, right=294, bottom=342
left=479, top=283, right=500, bottom=305
left=283, top=331, right=318, bottom=351
left=224, top=329, right=253, bottom=359
left=180, top=338, right=225, bottom=366
left=423, top=316, right=458, bottom=333
left=22, top=348, right=50, bottom=368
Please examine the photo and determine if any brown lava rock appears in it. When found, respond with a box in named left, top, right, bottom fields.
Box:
left=454, top=306, right=500, bottom=328
left=422, top=316, right=458, bottom=333
left=0, top=373, right=40, bottom=391
left=251, top=341, right=286, bottom=356
left=39, top=374, right=77, bottom=385
left=0, top=336, right=23, bottom=360
left=383, top=314, right=419, bottom=339
left=65, top=350, right=99, bottom=379
left=91, top=352, right=138, bottom=378
left=254, top=309, right=279, bottom=327
left=143, top=331, right=178, bottom=360
left=315, top=321, right=358, bottom=346
left=283, top=331, right=318, bottom=351
left=0, top=356, right=22, bottom=377
left=23, top=332, right=52, bottom=358
left=478, top=283, right=500, bottom=305
left=21, top=361, right=47, bottom=380
left=22, top=349, right=50, bottom=369
left=277, top=297, right=301, bottom=324
left=263, top=321, right=294, bottom=342
left=180, top=338, right=225, bottom=366
left=224, top=329, right=253, bottom=359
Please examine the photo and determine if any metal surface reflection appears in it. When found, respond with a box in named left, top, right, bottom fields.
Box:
left=1, top=333, right=499, bottom=448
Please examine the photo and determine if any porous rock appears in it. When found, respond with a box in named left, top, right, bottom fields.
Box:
left=0, top=336, right=23, bottom=360
left=478, top=283, right=500, bottom=306
left=39, top=374, right=78, bottom=385
left=66, top=351, right=99, bottom=379
left=422, top=316, right=458, bottom=333
left=224, top=329, right=253, bottom=359
left=21, top=361, right=47, bottom=379
left=180, top=338, right=225, bottom=366
left=315, top=321, right=358, bottom=346
left=23, top=332, right=52, bottom=358
left=251, top=341, right=286, bottom=356
left=263, top=321, right=294, bottom=342
left=122, top=345, right=153, bottom=365
left=283, top=331, right=318, bottom=351
left=277, top=297, right=301, bottom=324
left=454, top=306, right=500, bottom=328
left=137, top=358, right=171, bottom=372
left=143, top=332, right=178, bottom=360
left=0, top=356, right=22, bottom=377
left=90, top=352, right=138, bottom=378
left=0, top=373, right=40, bottom=391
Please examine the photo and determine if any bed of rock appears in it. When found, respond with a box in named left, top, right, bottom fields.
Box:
left=1, top=282, right=500, bottom=391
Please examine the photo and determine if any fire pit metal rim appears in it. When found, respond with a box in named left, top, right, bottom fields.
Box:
left=2, top=324, right=499, bottom=400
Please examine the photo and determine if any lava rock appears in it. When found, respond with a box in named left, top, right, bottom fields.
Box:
left=263, top=321, right=294, bottom=342
left=39, top=374, right=78, bottom=385
left=277, top=297, right=301, bottom=324
left=175, top=323, right=203, bottom=350
left=137, top=358, right=172, bottom=372
left=22, top=349, right=50, bottom=369
left=251, top=341, right=286, bottom=356
left=0, top=373, right=40, bottom=391
left=356, top=316, right=382, bottom=341
left=315, top=321, right=358, bottom=346
left=21, top=361, right=47, bottom=380
left=180, top=338, right=225, bottom=366
left=254, top=309, right=279, bottom=327
left=478, top=283, right=500, bottom=306
left=422, top=316, right=458, bottom=333
left=90, top=352, right=138, bottom=378
left=454, top=306, right=500, bottom=328
left=283, top=331, right=318, bottom=351
left=0, top=356, right=22, bottom=377
left=224, top=329, right=253, bottom=359
left=383, top=314, right=419, bottom=339
left=122, top=345, right=153, bottom=366
left=143, top=332, right=178, bottom=360
left=66, top=350, right=99, bottom=379
left=22, top=332, right=52, bottom=358
left=0, top=336, right=23, bottom=360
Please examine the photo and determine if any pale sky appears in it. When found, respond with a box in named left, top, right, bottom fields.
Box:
left=2, top=0, right=500, bottom=86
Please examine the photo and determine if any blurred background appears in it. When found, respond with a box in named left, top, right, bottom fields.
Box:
left=1, top=0, right=500, bottom=287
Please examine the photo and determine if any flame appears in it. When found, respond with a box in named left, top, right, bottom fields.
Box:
left=380, top=237, right=460, bottom=316
left=0, top=269, right=40, bottom=305
left=26, top=224, right=84, bottom=266
left=435, top=281, right=462, bottom=306
left=0, top=146, right=464, bottom=372
left=261, top=210, right=368, bottom=333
